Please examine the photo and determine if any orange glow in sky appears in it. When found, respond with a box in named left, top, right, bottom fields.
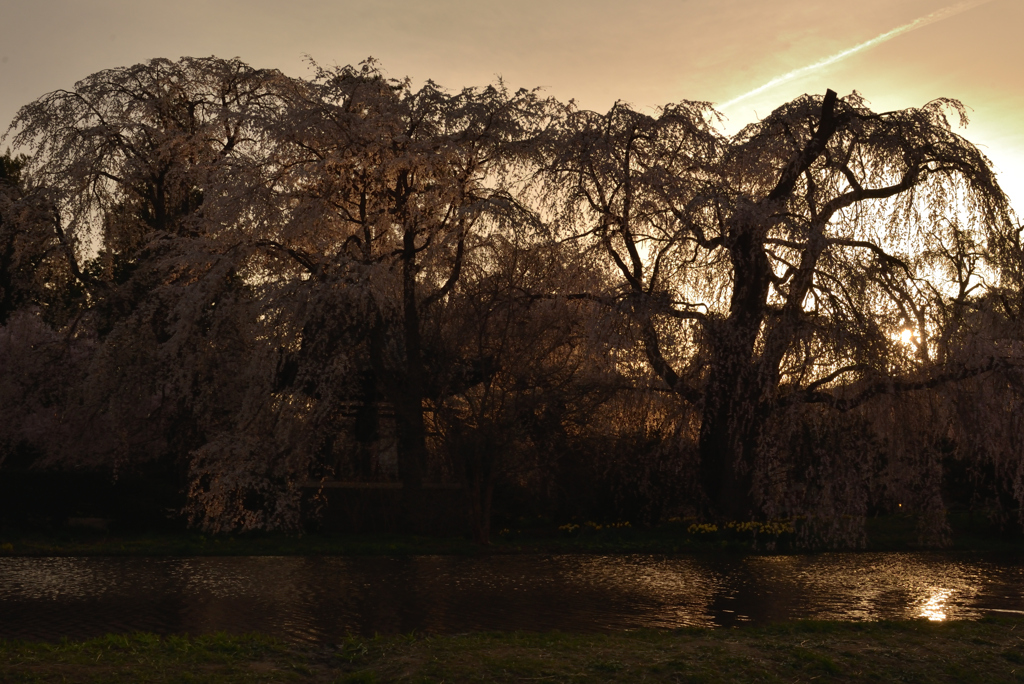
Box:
left=1, top=0, right=1021, bottom=211
left=719, top=0, right=996, bottom=110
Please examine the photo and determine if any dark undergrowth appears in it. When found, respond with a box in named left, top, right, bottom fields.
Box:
left=0, top=510, right=1020, bottom=557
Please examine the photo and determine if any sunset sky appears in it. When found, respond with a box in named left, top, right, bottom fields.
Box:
left=1, top=0, right=1021, bottom=211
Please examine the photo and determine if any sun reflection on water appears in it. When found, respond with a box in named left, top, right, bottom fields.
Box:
left=920, top=588, right=953, bottom=621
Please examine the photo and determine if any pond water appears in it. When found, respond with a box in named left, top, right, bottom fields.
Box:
left=2, top=552, right=1022, bottom=643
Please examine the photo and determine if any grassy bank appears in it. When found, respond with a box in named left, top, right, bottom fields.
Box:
left=3, top=617, right=1024, bottom=682
left=0, top=511, right=1021, bottom=557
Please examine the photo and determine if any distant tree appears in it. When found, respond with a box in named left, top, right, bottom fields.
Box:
left=539, top=90, right=1018, bottom=525
left=0, top=150, right=25, bottom=184
left=0, top=150, right=36, bottom=323
left=0, top=150, right=78, bottom=325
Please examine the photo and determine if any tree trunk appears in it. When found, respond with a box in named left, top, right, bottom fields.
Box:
left=697, top=227, right=772, bottom=521
left=365, top=223, right=430, bottom=531
left=696, top=93, right=845, bottom=520
left=466, top=452, right=494, bottom=545
left=697, top=364, right=762, bottom=521
left=396, top=226, right=430, bottom=530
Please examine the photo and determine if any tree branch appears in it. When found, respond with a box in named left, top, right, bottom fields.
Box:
left=782, top=357, right=1006, bottom=411
left=765, top=89, right=840, bottom=203
left=826, top=237, right=910, bottom=271
left=255, top=239, right=320, bottom=276
left=420, top=232, right=465, bottom=309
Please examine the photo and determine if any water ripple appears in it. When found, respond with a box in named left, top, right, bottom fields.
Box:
left=0, top=552, right=1021, bottom=642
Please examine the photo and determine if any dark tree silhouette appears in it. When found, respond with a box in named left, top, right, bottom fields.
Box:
left=3, top=57, right=1021, bottom=541
left=540, top=90, right=1016, bottom=521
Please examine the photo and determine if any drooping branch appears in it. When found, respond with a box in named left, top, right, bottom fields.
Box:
left=255, top=239, right=320, bottom=276
left=803, top=363, right=869, bottom=393
left=781, top=356, right=1008, bottom=411
left=826, top=238, right=911, bottom=272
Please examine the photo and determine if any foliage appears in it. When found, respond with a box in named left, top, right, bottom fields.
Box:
left=1, top=57, right=1022, bottom=544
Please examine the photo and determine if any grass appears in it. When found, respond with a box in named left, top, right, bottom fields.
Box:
left=0, top=511, right=1021, bottom=558
left=3, top=617, right=1024, bottom=682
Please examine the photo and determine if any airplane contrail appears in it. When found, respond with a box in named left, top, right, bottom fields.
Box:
left=719, top=0, right=995, bottom=110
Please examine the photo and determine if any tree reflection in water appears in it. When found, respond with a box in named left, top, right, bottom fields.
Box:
left=0, top=553, right=1021, bottom=642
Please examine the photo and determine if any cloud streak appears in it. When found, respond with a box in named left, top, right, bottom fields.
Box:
left=719, top=0, right=995, bottom=110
